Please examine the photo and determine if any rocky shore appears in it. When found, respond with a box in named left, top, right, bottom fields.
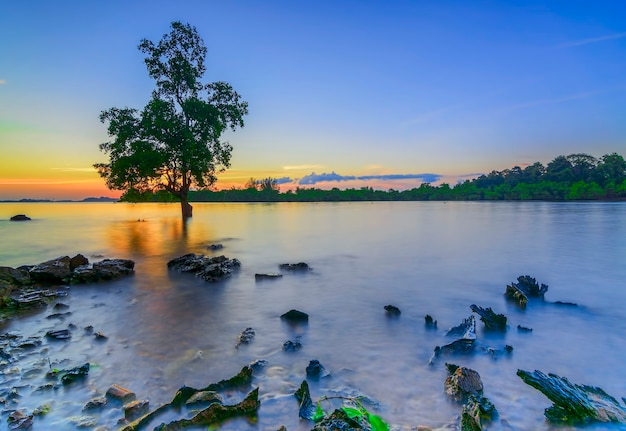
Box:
left=1, top=253, right=625, bottom=431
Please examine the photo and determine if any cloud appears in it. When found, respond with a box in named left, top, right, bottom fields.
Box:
left=556, top=32, right=626, bottom=49
left=498, top=90, right=601, bottom=113
left=274, top=176, right=293, bottom=184
left=283, top=164, right=324, bottom=170
left=0, top=79, right=6, bottom=85
left=298, top=171, right=441, bottom=185
left=51, top=167, right=98, bottom=172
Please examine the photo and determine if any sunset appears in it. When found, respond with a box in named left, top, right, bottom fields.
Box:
left=1, top=2, right=626, bottom=431
left=2, top=1, right=624, bottom=200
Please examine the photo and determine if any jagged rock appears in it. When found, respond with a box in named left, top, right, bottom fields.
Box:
left=185, top=391, right=223, bottom=406
left=517, top=369, right=626, bottom=424
left=517, top=325, right=533, bottom=332
left=29, top=256, right=72, bottom=284
left=294, top=380, right=315, bottom=420
left=470, top=304, right=507, bottom=331
left=446, top=316, right=477, bottom=339
left=154, top=387, right=259, bottom=430
left=280, top=309, right=309, bottom=323
left=425, top=314, right=437, bottom=329
left=505, top=275, right=548, bottom=307
left=384, top=304, right=401, bottom=317
left=445, top=363, right=484, bottom=402
left=460, top=395, right=498, bottom=431
left=255, top=273, right=283, bottom=280
left=279, top=262, right=310, bottom=271
left=124, top=400, right=150, bottom=420
left=207, top=244, right=223, bottom=250
left=167, top=254, right=240, bottom=282
left=10, top=214, right=31, bottom=221
left=236, top=327, right=255, bottom=348
left=72, top=259, right=135, bottom=283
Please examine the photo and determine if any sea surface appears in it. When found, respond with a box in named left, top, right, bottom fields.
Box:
left=0, top=201, right=625, bottom=431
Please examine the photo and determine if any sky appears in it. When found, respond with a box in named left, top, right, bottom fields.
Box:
left=1, top=0, right=625, bottom=200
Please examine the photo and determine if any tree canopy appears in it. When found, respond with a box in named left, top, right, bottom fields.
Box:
left=95, top=21, right=248, bottom=217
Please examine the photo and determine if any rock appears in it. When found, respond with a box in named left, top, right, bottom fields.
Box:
left=106, top=384, right=136, bottom=403
left=124, top=399, right=150, bottom=420
left=167, top=254, right=240, bottom=282
left=384, top=304, right=401, bottom=317
left=10, top=214, right=31, bottom=221
left=283, top=339, right=303, bottom=352
left=29, top=256, right=72, bottom=284
left=208, top=244, right=223, bottom=250
left=8, top=409, right=33, bottom=429
left=517, top=369, right=626, bottom=424
left=236, top=327, right=255, bottom=348
left=280, top=309, right=309, bottom=323
left=83, top=397, right=108, bottom=411
left=279, top=262, right=310, bottom=271
left=185, top=391, right=222, bottom=406
left=446, top=316, right=477, bottom=339
left=45, top=329, right=71, bottom=340
left=0, top=266, right=31, bottom=289
left=444, top=363, right=484, bottom=402
left=460, top=395, right=498, bottom=431
left=60, top=363, right=90, bottom=385
left=504, top=275, right=548, bottom=307
left=517, top=325, right=533, bottom=332
left=94, top=331, right=108, bottom=340
left=306, top=359, right=330, bottom=379
left=255, top=273, right=283, bottom=280
left=311, top=408, right=369, bottom=430
left=69, top=254, right=89, bottom=271
left=470, top=304, right=507, bottom=331
left=72, top=259, right=135, bottom=283
left=425, top=314, right=437, bottom=329
left=294, top=380, right=315, bottom=420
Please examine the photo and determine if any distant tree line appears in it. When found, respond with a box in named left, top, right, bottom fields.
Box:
left=119, top=152, right=626, bottom=203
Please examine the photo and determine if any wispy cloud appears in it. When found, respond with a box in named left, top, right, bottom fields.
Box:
left=298, top=171, right=441, bottom=185
left=497, top=90, right=601, bottom=113
left=275, top=176, right=293, bottom=184
left=0, top=178, right=94, bottom=185
left=0, top=79, right=6, bottom=85
left=283, top=164, right=324, bottom=170
left=556, top=32, right=626, bottom=49
left=51, top=167, right=97, bottom=172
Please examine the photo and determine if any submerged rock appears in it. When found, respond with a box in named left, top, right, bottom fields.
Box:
left=10, top=214, right=31, bottom=221
left=306, top=359, right=330, bottom=379
left=505, top=275, right=549, bottom=307
left=461, top=395, right=498, bottom=431
left=279, top=262, right=310, bottom=271
left=425, top=314, right=438, bottom=329
left=280, top=309, right=309, bottom=323
left=470, top=304, right=507, bottom=331
left=384, top=304, right=401, bottom=317
left=72, top=259, right=135, bottom=283
left=236, top=327, right=255, bottom=348
left=167, top=254, right=240, bottom=282
left=255, top=273, right=283, bottom=280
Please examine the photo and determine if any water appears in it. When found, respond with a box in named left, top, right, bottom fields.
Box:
left=0, top=201, right=625, bottom=430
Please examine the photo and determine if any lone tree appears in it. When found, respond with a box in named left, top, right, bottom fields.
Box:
left=95, top=21, right=248, bottom=218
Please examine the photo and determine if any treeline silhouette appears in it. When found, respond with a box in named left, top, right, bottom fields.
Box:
left=121, top=152, right=626, bottom=203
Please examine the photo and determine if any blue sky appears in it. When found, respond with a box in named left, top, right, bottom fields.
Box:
left=1, top=0, right=625, bottom=199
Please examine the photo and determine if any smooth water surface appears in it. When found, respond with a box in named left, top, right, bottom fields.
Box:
left=0, top=201, right=625, bottom=430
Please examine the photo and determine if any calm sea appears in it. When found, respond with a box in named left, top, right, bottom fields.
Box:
left=0, top=201, right=625, bottom=430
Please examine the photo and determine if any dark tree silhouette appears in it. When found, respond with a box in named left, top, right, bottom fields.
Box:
left=95, top=21, right=248, bottom=218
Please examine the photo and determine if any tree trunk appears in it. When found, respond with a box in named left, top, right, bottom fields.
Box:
left=180, top=197, right=193, bottom=218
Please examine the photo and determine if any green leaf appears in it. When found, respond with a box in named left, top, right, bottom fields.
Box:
left=366, top=412, right=390, bottom=431
left=341, top=406, right=364, bottom=419
left=313, top=401, right=325, bottom=422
